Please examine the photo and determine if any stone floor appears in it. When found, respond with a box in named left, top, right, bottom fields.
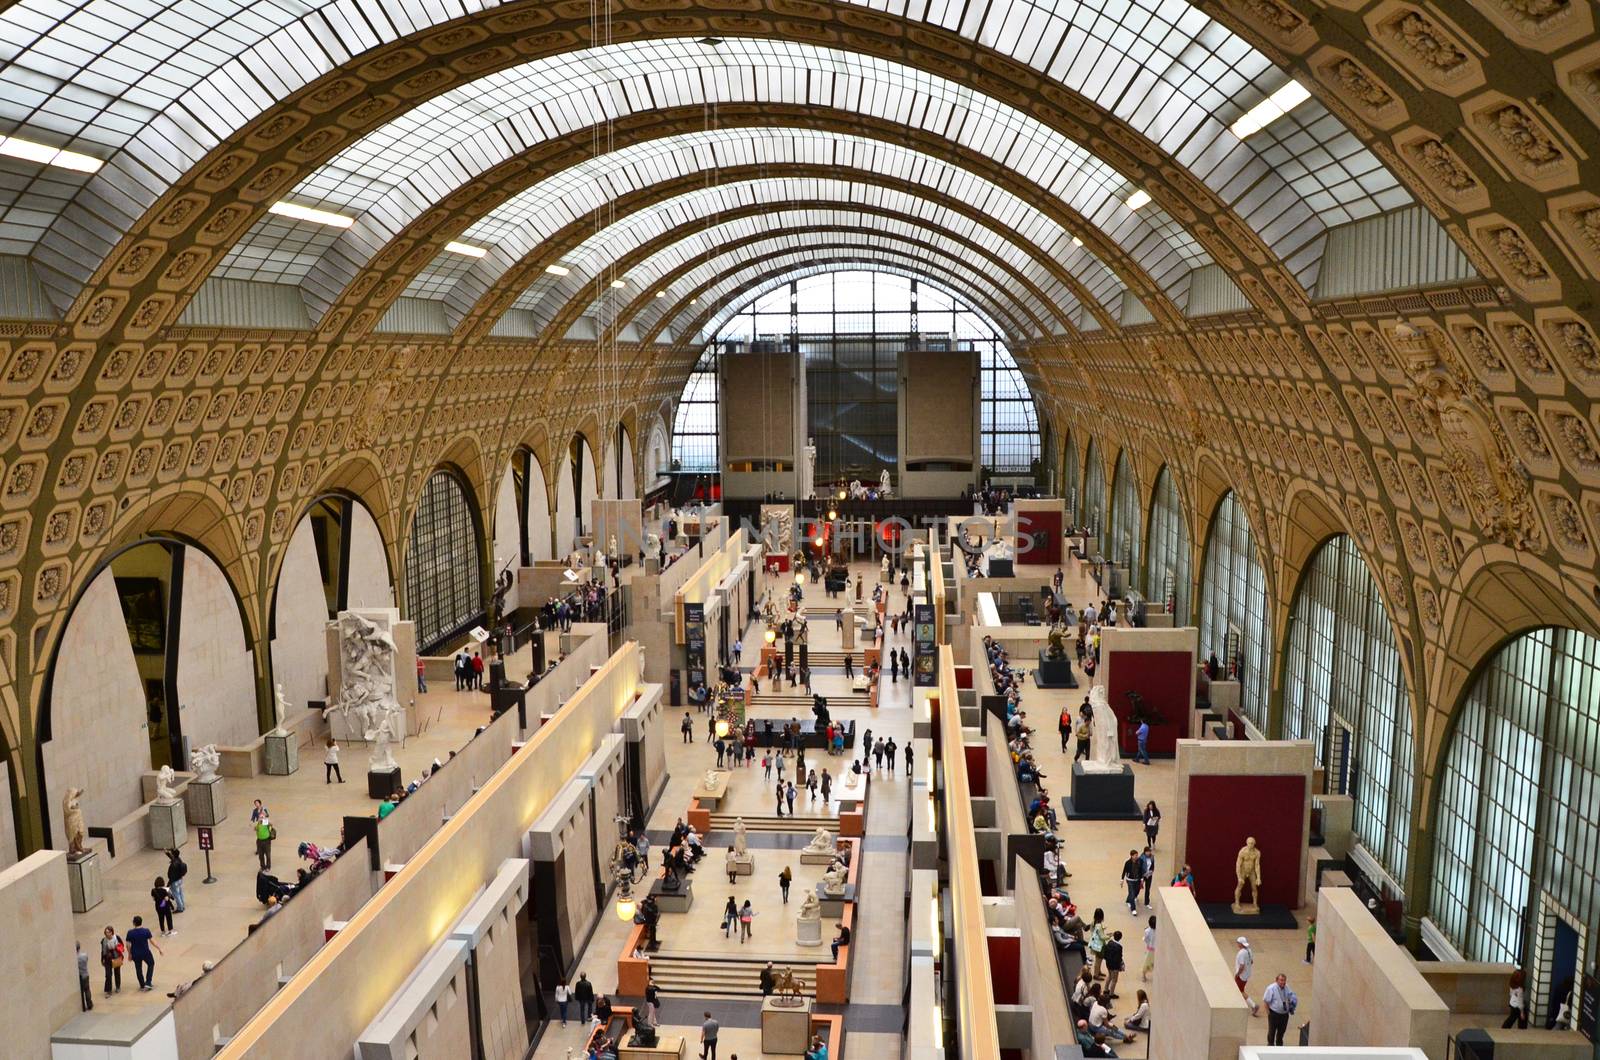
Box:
left=534, top=559, right=918, bottom=1059
left=995, top=554, right=1319, bottom=1055
left=72, top=634, right=554, bottom=1018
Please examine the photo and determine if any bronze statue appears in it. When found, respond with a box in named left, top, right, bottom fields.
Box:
left=771, top=966, right=807, bottom=1006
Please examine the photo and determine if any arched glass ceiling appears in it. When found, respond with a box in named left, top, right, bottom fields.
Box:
left=663, top=249, right=1035, bottom=346
left=0, top=2, right=1406, bottom=305
left=226, top=123, right=1159, bottom=320
left=518, top=206, right=1084, bottom=339
left=605, top=228, right=1063, bottom=341
left=592, top=208, right=1085, bottom=339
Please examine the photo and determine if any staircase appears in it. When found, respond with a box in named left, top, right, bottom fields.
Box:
left=707, top=811, right=830, bottom=833
left=645, top=954, right=822, bottom=998
left=747, top=691, right=819, bottom=712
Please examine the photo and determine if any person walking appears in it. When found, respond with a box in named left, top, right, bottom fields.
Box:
left=1262, top=973, right=1298, bottom=1045
left=682, top=711, right=694, bottom=743
left=760, top=962, right=776, bottom=996
left=873, top=739, right=884, bottom=772
left=775, top=778, right=787, bottom=817
left=1059, top=706, right=1073, bottom=752
left=732, top=638, right=743, bottom=666
left=904, top=744, right=914, bottom=777
left=776, top=751, right=787, bottom=784
left=574, top=973, right=595, bottom=1022
left=1234, top=937, right=1260, bottom=1015
left=1503, top=970, right=1529, bottom=1028
left=126, top=916, right=161, bottom=991
left=76, top=942, right=93, bottom=1012
left=151, top=876, right=175, bottom=936
left=843, top=653, right=854, bottom=679
left=1141, top=915, right=1156, bottom=981
left=739, top=899, right=755, bottom=942
left=253, top=809, right=274, bottom=870
left=470, top=650, right=485, bottom=690
left=1305, top=916, right=1316, bottom=964
left=1087, top=908, right=1107, bottom=978
left=806, top=768, right=818, bottom=802
left=779, top=865, right=792, bottom=903
left=886, top=738, right=897, bottom=772
left=726, top=846, right=740, bottom=884
left=1140, top=845, right=1156, bottom=908
left=99, top=925, right=123, bottom=996
left=324, top=738, right=344, bottom=783
left=1103, top=931, right=1126, bottom=1000
left=1074, top=711, right=1092, bottom=761
left=820, top=769, right=832, bottom=804
left=722, top=895, right=739, bottom=939
left=714, top=737, right=726, bottom=769
left=416, top=655, right=427, bottom=693
left=1133, top=719, right=1151, bottom=764
left=1121, top=850, right=1143, bottom=914
left=786, top=781, right=797, bottom=816
left=700, top=1011, right=720, bottom=1060
left=554, top=979, right=570, bottom=1025
left=762, top=753, right=772, bottom=780
left=165, top=848, right=188, bottom=913
left=1142, top=801, right=1161, bottom=848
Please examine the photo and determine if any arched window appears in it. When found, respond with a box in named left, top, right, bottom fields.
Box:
left=672, top=348, right=720, bottom=472
left=1431, top=627, right=1600, bottom=997
left=1144, top=466, right=1189, bottom=623
left=1198, top=491, right=1271, bottom=729
left=405, top=470, right=483, bottom=652
left=1062, top=433, right=1080, bottom=524
left=1282, top=535, right=1413, bottom=884
left=1083, top=441, right=1106, bottom=555
left=1109, top=451, right=1142, bottom=577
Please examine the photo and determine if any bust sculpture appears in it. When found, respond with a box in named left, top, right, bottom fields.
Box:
left=820, top=858, right=848, bottom=895
left=797, top=890, right=821, bottom=921
left=804, top=827, right=834, bottom=854
left=733, top=817, right=749, bottom=857
left=1234, top=836, right=1263, bottom=911
left=190, top=744, right=221, bottom=784
left=154, top=765, right=179, bottom=802
left=63, top=787, right=88, bottom=858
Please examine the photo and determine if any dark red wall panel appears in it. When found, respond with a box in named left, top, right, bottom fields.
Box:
left=965, top=744, right=988, bottom=797
left=987, top=934, right=1022, bottom=1004
left=1107, top=649, right=1193, bottom=754
left=1185, top=774, right=1305, bottom=907
left=1018, top=509, right=1063, bottom=565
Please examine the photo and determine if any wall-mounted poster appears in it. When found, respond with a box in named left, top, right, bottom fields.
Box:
left=684, top=602, right=707, bottom=691
left=913, top=603, right=937, bottom=687
left=116, top=577, right=166, bottom=654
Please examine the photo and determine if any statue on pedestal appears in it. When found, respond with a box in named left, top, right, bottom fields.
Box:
left=820, top=859, right=848, bottom=895
left=879, top=468, right=892, bottom=498
left=271, top=682, right=291, bottom=736
left=154, top=766, right=179, bottom=803
left=1046, top=622, right=1068, bottom=660
left=772, top=967, right=807, bottom=1006
left=190, top=745, right=221, bottom=784
left=798, top=890, right=821, bottom=923
left=1233, top=836, right=1263, bottom=912
left=702, top=769, right=723, bottom=791
left=803, top=827, right=834, bottom=854
left=63, top=788, right=88, bottom=858
left=1083, top=684, right=1125, bottom=774
left=802, top=440, right=817, bottom=500
left=367, top=710, right=400, bottom=773
left=734, top=818, right=749, bottom=857
left=628, top=1004, right=659, bottom=1047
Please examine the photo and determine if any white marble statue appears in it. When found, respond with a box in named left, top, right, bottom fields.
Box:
left=190, top=744, right=221, bottom=784
left=154, top=765, right=179, bottom=802
left=797, top=890, right=822, bottom=921
left=272, top=682, right=292, bottom=736
left=701, top=769, right=723, bottom=791
left=734, top=818, right=749, bottom=857
left=820, top=859, right=848, bottom=895
left=841, top=769, right=861, bottom=792
left=334, top=611, right=400, bottom=740
left=802, top=440, right=817, bottom=500
left=878, top=468, right=891, bottom=497
left=804, top=827, right=834, bottom=854
left=1083, top=684, right=1125, bottom=773
left=368, top=709, right=400, bottom=772
left=63, top=788, right=88, bottom=858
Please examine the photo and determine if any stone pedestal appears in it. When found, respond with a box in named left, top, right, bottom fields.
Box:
left=263, top=732, right=299, bottom=776
left=1064, top=761, right=1141, bottom=820
left=841, top=608, right=856, bottom=649
left=730, top=851, right=754, bottom=876
left=761, top=996, right=814, bottom=1054
left=368, top=766, right=403, bottom=799
left=148, top=799, right=188, bottom=849
left=1034, top=648, right=1078, bottom=688
left=649, top=876, right=694, bottom=913
left=185, top=775, right=226, bottom=826
left=796, top=915, right=822, bottom=947
left=67, top=852, right=103, bottom=913
left=620, top=1035, right=686, bottom=1060
left=817, top=883, right=854, bottom=919
left=799, top=846, right=838, bottom=866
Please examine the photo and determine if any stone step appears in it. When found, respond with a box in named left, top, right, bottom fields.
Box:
left=645, top=956, right=820, bottom=998
left=708, top=814, right=827, bottom=832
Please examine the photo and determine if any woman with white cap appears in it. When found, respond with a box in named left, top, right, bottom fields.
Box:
left=1233, top=937, right=1260, bottom=1015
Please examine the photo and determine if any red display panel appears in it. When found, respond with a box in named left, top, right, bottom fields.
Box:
left=1017, top=508, right=1063, bottom=565
left=1106, top=649, right=1193, bottom=754
left=1184, top=774, right=1305, bottom=907
left=987, top=934, right=1021, bottom=1004
left=965, top=744, right=988, bottom=797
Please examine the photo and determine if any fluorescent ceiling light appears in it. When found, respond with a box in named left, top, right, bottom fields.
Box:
left=445, top=240, right=486, bottom=258
left=656, top=290, right=667, bottom=298
left=545, top=264, right=571, bottom=276
left=611, top=280, right=625, bottom=288
left=0, top=134, right=102, bottom=173
left=1124, top=189, right=1151, bottom=210
left=269, top=200, right=354, bottom=228
left=1071, top=236, right=1084, bottom=248
left=1230, top=80, right=1311, bottom=139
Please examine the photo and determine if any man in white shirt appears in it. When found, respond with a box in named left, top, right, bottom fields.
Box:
left=1233, top=937, right=1260, bottom=1015
left=1087, top=997, right=1136, bottom=1043
left=1262, top=973, right=1298, bottom=1045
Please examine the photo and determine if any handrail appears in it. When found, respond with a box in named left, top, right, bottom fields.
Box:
left=937, top=645, right=1000, bottom=1056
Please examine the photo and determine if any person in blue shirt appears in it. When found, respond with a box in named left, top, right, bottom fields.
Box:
left=1262, top=973, right=1299, bottom=1046
left=1134, top=720, right=1151, bottom=764
left=125, top=915, right=162, bottom=991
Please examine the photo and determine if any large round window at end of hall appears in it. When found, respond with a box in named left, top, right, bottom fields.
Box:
left=671, top=271, right=1040, bottom=479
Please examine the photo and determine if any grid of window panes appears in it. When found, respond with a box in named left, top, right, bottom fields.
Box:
left=1109, top=451, right=1143, bottom=576
left=1282, top=535, right=1413, bottom=883
left=1062, top=435, right=1080, bottom=524
left=1083, top=442, right=1106, bottom=554
left=404, top=471, right=483, bottom=653
left=1144, top=466, right=1189, bottom=623
left=678, top=271, right=1038, bottom=480
left=1197, top=491, right=1272, bottom=729
left=1432, top=628, right=1600, bottom=973
left=671, top=348, right=720, bottom=472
